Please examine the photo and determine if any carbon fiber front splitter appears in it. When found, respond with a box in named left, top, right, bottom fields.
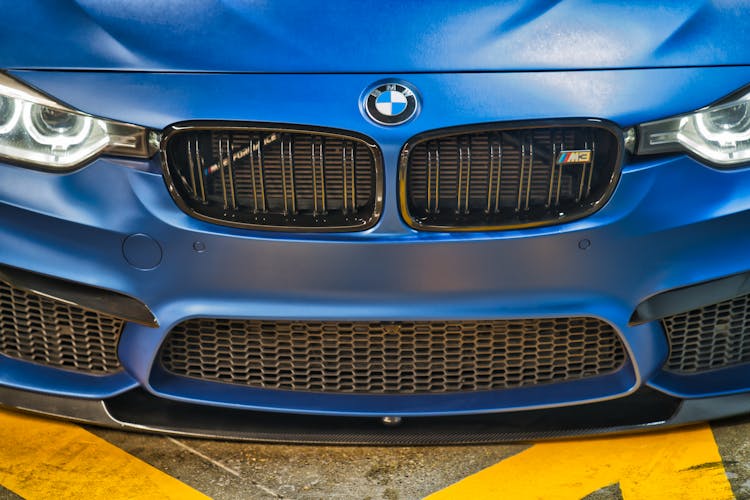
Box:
left=2, top=384, right=747, bottom=445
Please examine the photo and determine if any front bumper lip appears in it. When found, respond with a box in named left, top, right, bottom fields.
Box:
left=0, top=383, right=744, bottom=445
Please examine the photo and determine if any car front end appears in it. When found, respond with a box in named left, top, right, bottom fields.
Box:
left=2, top=1, right=750, bottom=443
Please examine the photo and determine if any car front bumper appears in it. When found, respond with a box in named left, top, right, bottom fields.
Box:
left=2, top=67, right=750, bottom=440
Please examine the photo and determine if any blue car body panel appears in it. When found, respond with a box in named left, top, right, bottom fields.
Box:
left=2, top=2, right=750, bottom=438
left=3, top=1, right=750, bottom=72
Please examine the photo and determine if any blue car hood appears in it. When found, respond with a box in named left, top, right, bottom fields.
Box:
left=3, top=0, right=748, bottom=72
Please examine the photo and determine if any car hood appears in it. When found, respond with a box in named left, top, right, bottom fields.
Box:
left=3, top=0, right=748, bottom=73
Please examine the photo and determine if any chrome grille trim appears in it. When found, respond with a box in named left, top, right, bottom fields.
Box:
left=161, top=122, right=384, bottom=232
left=399, top=120, right=623, bottom=231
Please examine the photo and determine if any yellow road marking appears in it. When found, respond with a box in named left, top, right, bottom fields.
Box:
left=427, top=424, right=734, bottom=500
left=0, top=409, right=209, bottom=500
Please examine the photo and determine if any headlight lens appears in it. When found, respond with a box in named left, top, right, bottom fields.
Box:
left=637, top=89, right=750, bottom=166
left=0, top=73, right=156, bottom=170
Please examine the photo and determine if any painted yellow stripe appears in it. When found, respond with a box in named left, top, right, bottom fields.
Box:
left=0, top=409, right=209, bottom=500
left=427, top=424, right=734, bottom=500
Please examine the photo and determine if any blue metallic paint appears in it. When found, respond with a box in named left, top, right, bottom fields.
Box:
left=3, top=1, right=750, bottom=72
left=2, top=2, right=750, bottom=424
left=2, top=66, right=750, bottom=415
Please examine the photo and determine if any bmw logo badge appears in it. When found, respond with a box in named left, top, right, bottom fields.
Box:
left=363, top=81, right=419, bottom=126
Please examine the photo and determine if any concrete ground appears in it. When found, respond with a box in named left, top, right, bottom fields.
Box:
left=87, top=427, right=526, bottom=499
left=1, top=409, right=749, bottom=499
left=76, top=417, right=750, bottom=498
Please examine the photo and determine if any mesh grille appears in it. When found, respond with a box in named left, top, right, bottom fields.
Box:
left=163, top=125, right=382, bottom=231
left=0, top=280, right=123, bottom=374
left=160, top=318, right=627, bottom=394
left=663, top=293, right=750, bottom=374
left=402, top=125, right=620, bottom=230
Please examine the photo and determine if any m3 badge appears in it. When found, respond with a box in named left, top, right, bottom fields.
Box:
left=557, top=150, right=593, bottom=164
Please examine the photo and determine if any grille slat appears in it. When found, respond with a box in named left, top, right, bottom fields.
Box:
left=311, top=138, right=324, bottom=215
left=547, top=140, right=557, bottom=208
left=163, top=125, right=382, bottom=231
left=0, top=280, right=123, bottom=375
left=401, top=124, right=620, bottom=230
left=663, top=293, right=750, bottom=374
left=160, top=317, right=627, bottom=394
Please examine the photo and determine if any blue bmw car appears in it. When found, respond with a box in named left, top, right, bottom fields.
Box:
left=1, top=1, right=750, bottom=443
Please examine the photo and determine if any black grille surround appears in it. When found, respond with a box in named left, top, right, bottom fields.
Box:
left=161, top=122, right=383, bottom=232
left=159, top=317, right=627, bottom=394
left=0, top=280, right=123, bottom=375
left=662, top=292, right=750, bottom=374
left=399, top=120, right=623, bottom=231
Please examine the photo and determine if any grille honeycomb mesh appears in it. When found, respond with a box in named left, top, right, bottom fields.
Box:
left=663, top=293, right=750, bottom=374
left=160, top=318, right=626, bottom=394
left=0, top=280, right=123, bottom=374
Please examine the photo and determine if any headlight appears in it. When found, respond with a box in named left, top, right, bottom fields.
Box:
left=637, top=88, right=750, bottom=167
left=0, top=73, right=156, bottom=171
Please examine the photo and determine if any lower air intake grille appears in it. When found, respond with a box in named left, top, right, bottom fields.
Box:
left=160, top=317, right=627, bottom=394
left=0, top=280, right=123, bottom=374
left=162, top=123, right=382, bottom=231
left=663, top=293, right=750, bottom=374
left=401, top=123, right=621, bottom=230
